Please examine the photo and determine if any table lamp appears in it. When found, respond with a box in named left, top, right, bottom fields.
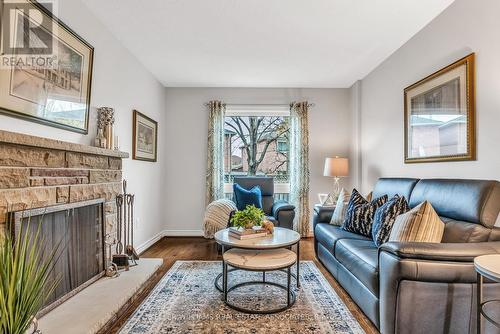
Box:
left=323, top=156, right=349, bottom=202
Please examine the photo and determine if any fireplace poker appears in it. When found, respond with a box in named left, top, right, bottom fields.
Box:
left=122, top=181, right=128, bottom=251
left=125, top=194, right=139, bottom=261
left=115, top=194, right=124, bottom=254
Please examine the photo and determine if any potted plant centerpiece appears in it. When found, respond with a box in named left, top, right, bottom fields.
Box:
left=229, top=205, right=275, bottom=239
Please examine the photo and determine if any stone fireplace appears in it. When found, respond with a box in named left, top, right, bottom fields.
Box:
left=0, top=129, right=128, bottom=277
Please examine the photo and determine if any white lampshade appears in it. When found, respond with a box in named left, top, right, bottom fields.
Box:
left=323, top=156, right=349, bottom=177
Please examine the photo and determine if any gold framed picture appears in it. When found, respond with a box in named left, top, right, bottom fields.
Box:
left=404, top=53, right=475, bottom=163
left=133, top=110, right=158, bottom=162
left=0, top=0, right=94, bottom=133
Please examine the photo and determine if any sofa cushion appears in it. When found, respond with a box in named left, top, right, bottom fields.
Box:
left=408, top=179, right=500, bottom=228
left=233, top=183, right=262, bottom=211
left=342, top=189, right=388, bottom=237
left=441, top=218, right=492, bottom=243
left=389, top=201, right=445, bottom=243
left=372, top=195, right=409, bottom=247
left=233, top=177, right=274, bottom=214
left=330, top=188, right=350, bottom=225
left=372, top=178, right=419, bottom=201
left=335, top=239, right=379, bottom=295
left=314, top=223, right=370, bottom=253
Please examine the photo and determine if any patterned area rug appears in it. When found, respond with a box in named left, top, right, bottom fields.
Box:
left=120, top=261, right=364, bottom=334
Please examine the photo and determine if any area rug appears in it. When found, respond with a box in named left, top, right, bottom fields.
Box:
left=120, top=261, right=365, bottom=334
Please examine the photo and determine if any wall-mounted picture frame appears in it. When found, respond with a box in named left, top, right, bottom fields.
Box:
left=404, top=53, right=475, bottom=163
left=0, top=0, right=94, bottom=133
left=133, top=110, right=158, bottom=162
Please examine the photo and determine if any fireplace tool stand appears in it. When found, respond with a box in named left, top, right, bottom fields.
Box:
left=112, top=180, right=139, bottom=271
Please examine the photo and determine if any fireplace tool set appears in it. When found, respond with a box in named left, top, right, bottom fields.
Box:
left=112, top=180, right=139, bottom=271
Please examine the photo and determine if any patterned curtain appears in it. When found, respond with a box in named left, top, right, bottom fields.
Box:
left=205, top=100, right=226, bottom=206
left=289, top=101, right=311, bottom=237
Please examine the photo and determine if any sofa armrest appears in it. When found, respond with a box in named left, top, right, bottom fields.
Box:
left=271, top=201, right=295, bottom=229
left=380, top=241, right=500, bottom=262
left=313, top=205, right=336, bottom=224
left=379, top=241, right=500, bottom=334
left=272, top=200, right=295, bottom=217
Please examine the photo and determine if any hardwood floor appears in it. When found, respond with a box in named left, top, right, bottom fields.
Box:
left=107, top=237, right=379, bottom=333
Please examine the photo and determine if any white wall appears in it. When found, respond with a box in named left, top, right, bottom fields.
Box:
left=163, top=88, right=351, bottom=235
left=358, top=0, right=500, bottom=193
left=0, top=0, right=167, bottom=251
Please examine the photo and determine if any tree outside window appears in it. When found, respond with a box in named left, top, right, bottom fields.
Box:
left=224, top=115, right=290, bottom=184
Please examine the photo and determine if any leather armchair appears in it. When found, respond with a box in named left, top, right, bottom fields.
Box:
left=232, top=176, right=295, bottom=229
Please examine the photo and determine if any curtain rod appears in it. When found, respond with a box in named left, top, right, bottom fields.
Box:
left=203, top=102, right=315, bottom=108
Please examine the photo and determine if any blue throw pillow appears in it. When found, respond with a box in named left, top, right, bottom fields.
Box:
left=233, top=183, right=263, bottom=211
left=342, top=189, right=388, bottom=237
left=372, top=195, right=409, bottom=247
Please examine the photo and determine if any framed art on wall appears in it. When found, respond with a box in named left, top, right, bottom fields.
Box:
left=404, top=53, right=475, bottom=163
left=133, top=110, right=158, bottom=162
left=0, top=0, right=94, bottom=133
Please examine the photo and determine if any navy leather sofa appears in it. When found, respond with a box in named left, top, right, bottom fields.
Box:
left=313, top=178, right=500, bottom=334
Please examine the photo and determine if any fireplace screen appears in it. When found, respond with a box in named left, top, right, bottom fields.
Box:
left=10, top=199, right=105, bottom=313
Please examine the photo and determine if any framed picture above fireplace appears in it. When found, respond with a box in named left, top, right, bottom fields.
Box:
left=133, top=110, right=158, bottom=162
left=0, top=0, right=94, bottom=133
left=404, top=53, right=475, bottom=163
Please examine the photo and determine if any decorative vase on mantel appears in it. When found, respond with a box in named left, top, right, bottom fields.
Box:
left=95, top=128, right=106, bottom=149
left=96, top=107, right=115, bottom=149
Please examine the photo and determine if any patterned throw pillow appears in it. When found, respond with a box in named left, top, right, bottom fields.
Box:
left=342, top=189, right=388, bottom=237
left=330, top=188, right=350, bottom=226
left=371, top=195, right=409, bottom=247
left=389, top=201, right=445, bottom=243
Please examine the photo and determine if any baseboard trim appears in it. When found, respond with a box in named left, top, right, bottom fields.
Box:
left=137, top=230, right=205, bottom=255
left=163, top=229, right=204, bottom=237
left=137, top=231, right=165, bottom=255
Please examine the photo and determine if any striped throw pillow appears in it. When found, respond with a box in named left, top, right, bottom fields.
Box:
left=342, top=189, right=388, bottom=237
left=330, top=188, right=350, bottom=226
left=389, top=201, right=445, bottom=243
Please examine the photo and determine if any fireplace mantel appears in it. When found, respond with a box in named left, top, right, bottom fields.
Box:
left=0, top=130, right=129, bottom=158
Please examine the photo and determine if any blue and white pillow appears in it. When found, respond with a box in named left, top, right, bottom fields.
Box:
left=372, top=195, right=409, bottom=247
left=342, top=189, right=388, bottom=237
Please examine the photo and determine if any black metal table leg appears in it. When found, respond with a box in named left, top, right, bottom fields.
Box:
left=287, top=266, right=291, bottom=306
left=477, top=272, right=483, bottom=334
left=296, top=241, right=300, bottom=288
left=263, top=271, right=266, bottom=282
left=223, top=261, right=228, bottom=302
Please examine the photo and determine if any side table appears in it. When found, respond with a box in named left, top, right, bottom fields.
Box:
left=474, top=254, right=500, bottom=333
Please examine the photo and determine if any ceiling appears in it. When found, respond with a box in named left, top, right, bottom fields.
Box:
left=83, top=0, right=454, bottom=88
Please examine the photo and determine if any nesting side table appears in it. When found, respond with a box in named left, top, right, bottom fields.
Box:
left=222, top=248, right=297, bottom=314
left=474, top=254, right=500, bottom=334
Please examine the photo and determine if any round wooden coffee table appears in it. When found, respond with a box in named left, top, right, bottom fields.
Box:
left=214, top=227, right=301, bottom=296
left=221, top=248, right=297, bottom=313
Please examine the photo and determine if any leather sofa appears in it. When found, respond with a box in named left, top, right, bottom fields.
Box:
left=313, top=178, right=500, bottom=334
left=233, top=176, right=295, bottom=229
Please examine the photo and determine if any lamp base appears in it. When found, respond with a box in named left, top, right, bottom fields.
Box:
left=328, top=177, right=341, bottom=203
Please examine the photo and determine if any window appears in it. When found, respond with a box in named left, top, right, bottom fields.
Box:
left=277, top=139, right=289, bottom=153
left=223, top=105, right=290, bottom=197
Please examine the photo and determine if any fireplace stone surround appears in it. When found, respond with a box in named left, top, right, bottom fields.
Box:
left=0, top=129, right=129, bottom=263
